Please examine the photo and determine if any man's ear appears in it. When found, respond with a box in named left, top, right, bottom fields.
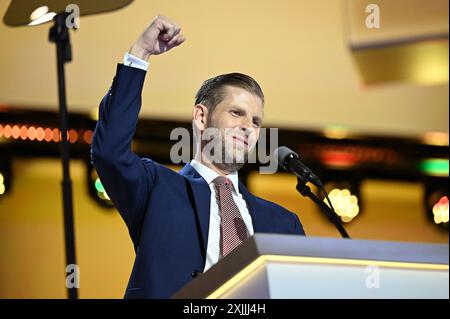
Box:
left=192, top=104, right=208, bottom=131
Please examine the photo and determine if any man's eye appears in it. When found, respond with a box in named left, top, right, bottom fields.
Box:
left=231, top=110, right=241, bottom=116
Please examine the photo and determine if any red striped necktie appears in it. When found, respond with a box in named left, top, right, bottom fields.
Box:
left=213, top=176, right=249, bottom=257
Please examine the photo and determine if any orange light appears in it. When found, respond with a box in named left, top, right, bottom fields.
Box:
left=27, top=126, right=37, bottom=140
left=20, top=125, right=28, bottom=140
left=52, top=128, right=59, bottom=142
left=83, top=130, right=93, bottom=144
left=12, top=125, right=20, bottom=139
left=36, top=127, right=45, bottom=141
left=44, top=128, right=53, bottom=142
left=3, top=125, right=12, bottom=138
left=69, top=129, right=78, bottom=143
left=0, top=124, right=3, bottom=137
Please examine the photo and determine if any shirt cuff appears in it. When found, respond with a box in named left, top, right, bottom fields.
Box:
left=123, top=52, right=149, bottom=72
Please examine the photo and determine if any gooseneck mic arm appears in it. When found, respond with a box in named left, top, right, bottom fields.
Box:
left=275, top=146, right=350, bottom=239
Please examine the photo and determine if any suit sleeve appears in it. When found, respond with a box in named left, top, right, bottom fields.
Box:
left=292, top=213, right=306, bottom=235
left=91, top=64, right=155, bottom=245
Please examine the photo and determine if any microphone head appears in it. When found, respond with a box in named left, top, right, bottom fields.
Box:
left=274, top=146, right=299, bottom=170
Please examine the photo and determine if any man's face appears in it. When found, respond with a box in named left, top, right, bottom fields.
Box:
left=204, top=85, right=264, bottom=171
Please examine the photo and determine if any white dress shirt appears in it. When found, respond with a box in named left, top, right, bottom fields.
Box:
left=123, top=53, right=254, bottom=272
left=123, top=52, right=149, bottom=71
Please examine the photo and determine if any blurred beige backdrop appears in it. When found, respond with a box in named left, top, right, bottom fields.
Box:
left=0, top=0, right=448, bottom=135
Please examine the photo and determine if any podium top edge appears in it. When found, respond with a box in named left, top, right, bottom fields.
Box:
left=251, top=234, right=449, bottom=265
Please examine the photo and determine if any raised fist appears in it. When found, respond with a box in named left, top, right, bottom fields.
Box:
left=130, top=15, right=186, bottom=60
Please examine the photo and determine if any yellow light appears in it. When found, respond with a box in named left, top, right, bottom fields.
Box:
left=90, top=108, right=99, bottom=121
left=326, top=188, right=360, bottom=223
left=323, top=125, right=349, bottom=140
left=0, top=173, right=4, bottom=195
left=30, top=6, right=49, bottom=21
left=433, top=196, right=449, bottom=224
left=206, top=254, right=449, bottom=299
left=422, top=132, right=449, bottom=147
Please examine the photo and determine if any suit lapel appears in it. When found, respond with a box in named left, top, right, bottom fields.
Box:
left=179, top=163, right=211, bottom=256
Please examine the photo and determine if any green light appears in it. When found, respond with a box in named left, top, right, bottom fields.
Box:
left=420, top=159, right=449, bottom=176
left=95, top=178, right=105, bottom=193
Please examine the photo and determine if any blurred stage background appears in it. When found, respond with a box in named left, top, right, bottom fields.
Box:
left=0, top=0, right=448, bottom=298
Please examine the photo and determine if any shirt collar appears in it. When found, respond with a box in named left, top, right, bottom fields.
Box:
left=190, top=159, right=240, bottom=193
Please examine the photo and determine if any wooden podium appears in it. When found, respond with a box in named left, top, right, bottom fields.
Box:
left=172, top=234, right=449, bottom=299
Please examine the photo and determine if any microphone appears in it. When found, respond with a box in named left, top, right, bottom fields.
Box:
left=275, top=146, right=351, bottom=238
left=275, top=146, right=322, bottom=187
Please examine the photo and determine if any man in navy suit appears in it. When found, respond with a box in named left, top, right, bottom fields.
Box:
left=91, top=15, right=305, bottom=299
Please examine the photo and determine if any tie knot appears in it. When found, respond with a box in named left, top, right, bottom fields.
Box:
left=213, top=176, right=234, bottom=191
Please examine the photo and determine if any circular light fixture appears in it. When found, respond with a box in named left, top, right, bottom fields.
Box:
left=326, top=188, right=360, bottom=223
left=28, top=12, right=56, bottom=26
left=432, top=196, right=449, bottom=225
left=30, top=6, right=49, bottom=21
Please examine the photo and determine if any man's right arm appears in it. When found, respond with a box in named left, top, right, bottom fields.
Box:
left=91, top=15, right=186, bottom=245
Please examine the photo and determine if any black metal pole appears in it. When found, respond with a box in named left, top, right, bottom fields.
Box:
left=49, top=13, right=78, bottom=299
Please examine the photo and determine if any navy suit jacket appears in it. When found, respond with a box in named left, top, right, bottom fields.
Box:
left=91, top=64, right=306, bottom=299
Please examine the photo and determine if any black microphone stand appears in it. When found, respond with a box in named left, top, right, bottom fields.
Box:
left=49, top=12, right=78, bottom=299
left=296, top=176, right=350, bottom=239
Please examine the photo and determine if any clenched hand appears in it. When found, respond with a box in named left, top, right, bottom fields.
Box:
left=129, top=15, right=186, bottom=61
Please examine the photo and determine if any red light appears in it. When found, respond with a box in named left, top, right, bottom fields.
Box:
left=321, top=150, right=358, bottom=168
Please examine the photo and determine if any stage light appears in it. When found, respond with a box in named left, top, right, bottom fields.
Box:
left=52, top=128, right=59, bottom=142
left=425, top=178, right=449, bottom=229
left=20, top=125, right=27, bottom=140
left=28, top=11, right=56, bottom=26
left=36, top=127, right=45, bottom=141
left=88, top=165, right=114, bottom=208
left=3, top=125, right=12, bottom=138
left=420, top=159, right=449, bottom=177
left=30, top=6, right=49, bottom=21
left=325, top=188, right=360, bottom=223
left=11, top=125, right=20, bottom=139
left=94, top=178, right=110, bottom=199
left=27, top=126, right=37, bottom=140
left=0, top=172, right=5, bottom=195
left=83, top=130, right=93, bottom=144
left=44, top=127, right=52, bottom=142
left=432, top=196, right=449, bottom=225
left=323, top=125, right=349, bottom=140
left=422, top=132, right=449, bottom=147
left=69, top=129, right=78, bottom=143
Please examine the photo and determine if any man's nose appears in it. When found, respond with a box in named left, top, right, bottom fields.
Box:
left=239, top=115, right=253, bottom=132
